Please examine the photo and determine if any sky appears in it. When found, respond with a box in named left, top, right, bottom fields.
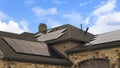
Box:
left=0, top=0, right=120, bottom=34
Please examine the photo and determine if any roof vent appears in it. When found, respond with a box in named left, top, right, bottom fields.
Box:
left=39, top=23, right=47, bottom=34
left=80, top=24, right=82, bottom=31
left=84, top=27, right=89, bottom=34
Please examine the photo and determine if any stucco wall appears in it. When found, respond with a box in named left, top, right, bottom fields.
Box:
left=0, top=60, right=69, bottom=68
left=70, top=47, right=120, bottom=68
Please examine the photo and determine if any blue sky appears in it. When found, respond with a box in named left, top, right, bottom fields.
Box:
left=0, top=0, right=120, bottom=34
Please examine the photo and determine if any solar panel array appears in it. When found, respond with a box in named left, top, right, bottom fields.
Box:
left=3, top=37, right=50, bottom=56
left=36, top=28, right=67, bottom=42
left=86, top=30, right=120, bottom=46
left=47, top=29, right=53, bottom=33
left=35, top=33, right=43, bottom=37
left=35, top=29, right=54, bottom=37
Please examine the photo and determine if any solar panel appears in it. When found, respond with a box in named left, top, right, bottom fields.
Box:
left=35, top=33, right=43, bottom=37
left=3, top=37, right=50, bottom=56
left=35, top=29, right=53, bottom=37
left=47, top=29, right=53, bottom=33
left=86, top=30, right=120, bottom=46
left=36, top=28, right=67, bottom=42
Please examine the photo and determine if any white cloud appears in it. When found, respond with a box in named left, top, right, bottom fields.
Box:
left=0, top=11, right=9, bottom=20
left=63, top=12, right=83, bottom=25
left=89, top=12, right=120, bottom=34
left=32, top=7, right=60, bottom=28
left=85, top=0, right=120, bottom=34
left=52, top=0, right=63, bottom=4
left=92, top=0, right=116, bottom=16
left=47, top=18, right=62, bottom=28
left=0, top=11, right=29, bottom=34
left=32, top=7, right=57, bottom=17
left=0, top=20, right=29, bottom=34
left=85, top=17, right=90, bottom=25
left=20, top=20, right=29, bottom=32
left=94, top=1, right=106, bottom=9
left=25, top=0, right=35, bottom=5
left=52, top=0, right=67, bottom=4
left=79, top=1, right=92, bottom=6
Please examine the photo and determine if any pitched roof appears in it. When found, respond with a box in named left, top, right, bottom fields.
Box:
left=3, top=37, right=50, bottom=56
left=67, top=41, right=120, bottom=53
left=0, top=31, right=72, bottom=65
left=36, top=28, right=67, bottom=42
left=0, top=31, right=36, bottom=41
left=0, top=24, right=97, bottom=65
left=86, top=30, right=120, bottom=46
left=19, top=32, right=36, bottom=41
left=67, top=30, right=120, bottom=53
left=35, top=24, right=94, bottom=44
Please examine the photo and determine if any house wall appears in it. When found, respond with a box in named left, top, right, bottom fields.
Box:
left=70, top=47, right=120, bottom=68
left=52, top=41, right=80, bottom=58
left=0, top=60, right=69, bottom=68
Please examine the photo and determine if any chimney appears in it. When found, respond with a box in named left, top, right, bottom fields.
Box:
left=39, top=23, right=47, bottom=34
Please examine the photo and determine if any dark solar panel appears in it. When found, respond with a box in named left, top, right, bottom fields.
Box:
left=35, top=29, right=53, bottom=37
left=36, top=28, right=67, bottom=41
left=35, top=33, right=43, bottom=37
left=85, top=30, right=120, bottom=46
left=3, top=37, right=50, bottom=56
left=47, top=29, right=53, bottom=33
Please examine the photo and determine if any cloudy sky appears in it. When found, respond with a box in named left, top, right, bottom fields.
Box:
left=0, top=0, right=120, bottom=34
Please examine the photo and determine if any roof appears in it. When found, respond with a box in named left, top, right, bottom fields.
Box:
left=0, top=31, right=72, bottom=66
left=0, top=31, right=36, bottom=41
left=85, top=30, right=120, bottom=46
left=3, top=37, right=50, bottom=56
left=67, top=30, right=120, bottom=53
left=36, top=28, right=67, bottom=42
left=67, top=41, right=120, bottom=53
left=35, top=24, right=94, bottom=44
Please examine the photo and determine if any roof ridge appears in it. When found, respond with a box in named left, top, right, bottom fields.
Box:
left=47, top=24, right=71, bottom=30
left=0, top=30, right=19, bottom=35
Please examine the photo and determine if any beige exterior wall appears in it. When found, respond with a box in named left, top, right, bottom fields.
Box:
left=0, top=60, right=69, bottom=68
left=70, top=47, right=120, bottom=68
left=52, top=41, right=79, bottom=58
